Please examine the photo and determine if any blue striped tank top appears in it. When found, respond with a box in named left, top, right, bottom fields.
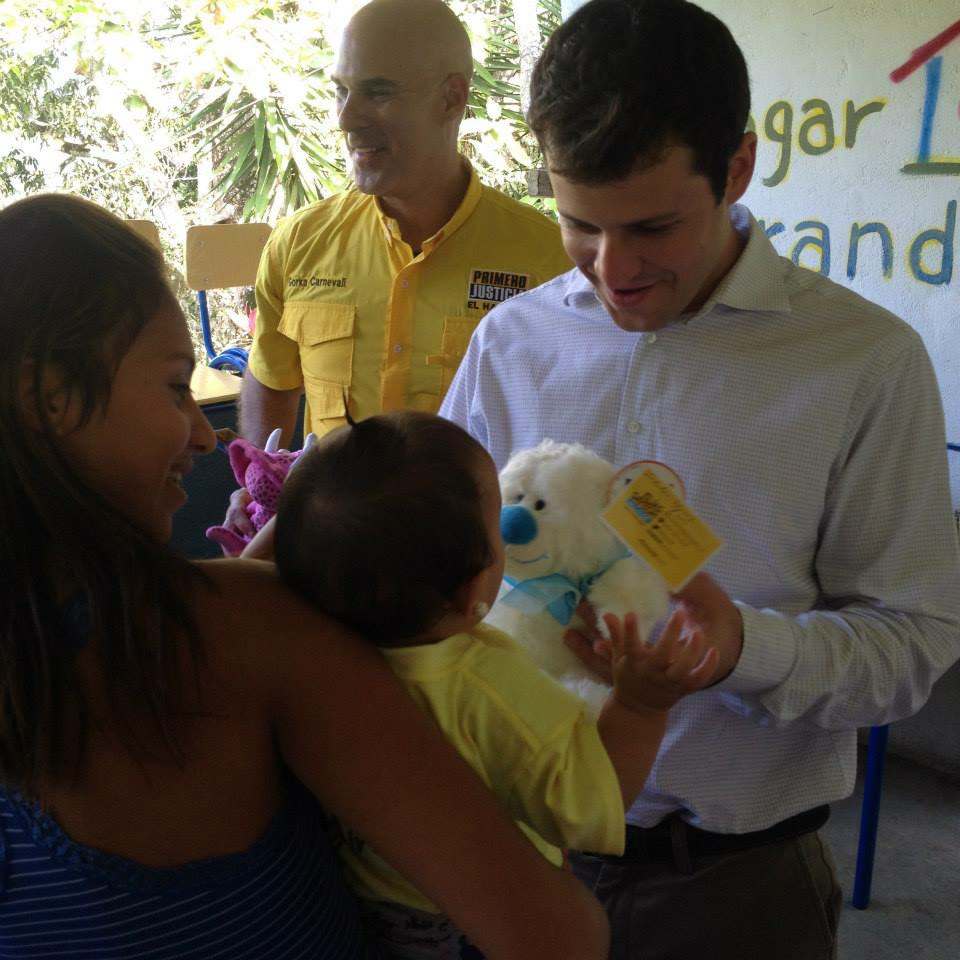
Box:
left=0, top=784, right=368, bottom=958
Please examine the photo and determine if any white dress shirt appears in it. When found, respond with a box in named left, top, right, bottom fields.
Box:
left=440, top=205, right=960, bottom=833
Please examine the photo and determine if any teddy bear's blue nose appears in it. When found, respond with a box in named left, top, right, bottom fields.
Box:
left=500, top=505, right=537, bottom=545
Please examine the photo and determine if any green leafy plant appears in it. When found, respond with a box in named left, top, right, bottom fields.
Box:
left=1, top=0, right=562, bottom=359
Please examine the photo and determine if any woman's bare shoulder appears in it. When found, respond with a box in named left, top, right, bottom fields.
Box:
left=193, top=556, right=296, bottom=607
left=187, top=558, right=361, bottom=687
left=191, top=557, right=329, bottom=619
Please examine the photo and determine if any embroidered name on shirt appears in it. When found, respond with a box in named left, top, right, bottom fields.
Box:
left=467, top=269, right=530, bottom=311
left=287, top=276, right=348, bottom=288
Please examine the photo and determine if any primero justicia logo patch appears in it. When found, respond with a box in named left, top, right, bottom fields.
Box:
left=467, top=269, right=530, bottom=310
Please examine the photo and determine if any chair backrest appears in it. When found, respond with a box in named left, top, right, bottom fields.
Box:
left=185, top=223, right=272, bottom=291
left=184, top=223, right=272, bottom=375
left=125, top=219, right=161, bottom=250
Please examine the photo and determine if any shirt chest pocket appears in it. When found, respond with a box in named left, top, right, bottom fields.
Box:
left=425, top=316, right=481, bottom=401
left=278, top=302, right=356, bottom=387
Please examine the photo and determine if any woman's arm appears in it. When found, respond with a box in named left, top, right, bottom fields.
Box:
left=205, top=560, right=608, bottom=960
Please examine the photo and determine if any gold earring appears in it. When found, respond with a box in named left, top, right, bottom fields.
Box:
left=473, top=601, right=490, bottom=619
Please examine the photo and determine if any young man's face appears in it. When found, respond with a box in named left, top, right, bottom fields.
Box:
left=551, top=139, right=755, bottom=333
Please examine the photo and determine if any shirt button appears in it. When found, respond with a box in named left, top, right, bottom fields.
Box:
left=400, top=279, right=409, bottom=289
left=393, top=344, right=403, bottom=354
left=626, top=420, right=641, bottom=434
left=646, top=333, right=658, bottom=344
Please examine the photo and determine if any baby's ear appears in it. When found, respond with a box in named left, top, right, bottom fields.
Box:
left=452, top=568, right=492, bottom=620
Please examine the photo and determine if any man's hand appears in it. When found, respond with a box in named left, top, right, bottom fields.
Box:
left=672, top=572, right=743, bottom=683
left=564, top=601, right=614, bottom=684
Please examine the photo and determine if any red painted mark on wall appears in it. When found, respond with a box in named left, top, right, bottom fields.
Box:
left=889, top=18, right=960, bottom=175
left=890, top=18, right=960, bottom=83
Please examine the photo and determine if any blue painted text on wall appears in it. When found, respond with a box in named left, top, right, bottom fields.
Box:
left=758, top=200, right=956, bottom=285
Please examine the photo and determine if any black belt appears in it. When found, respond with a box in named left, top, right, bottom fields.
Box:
left=585, top=804, right=830, bottom=868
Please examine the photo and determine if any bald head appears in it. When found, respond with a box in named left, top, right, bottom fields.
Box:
left=344, top=0, right=473, bottom=82
left=332, top=0, right=473, bottom=207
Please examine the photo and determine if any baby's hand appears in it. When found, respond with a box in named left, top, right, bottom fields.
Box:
left=604, top=608, right=719, bottom=713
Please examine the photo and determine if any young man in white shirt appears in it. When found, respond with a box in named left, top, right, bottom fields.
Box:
left=441, top=2, right=960, bottom=956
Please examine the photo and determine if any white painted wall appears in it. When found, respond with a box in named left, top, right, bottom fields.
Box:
left=702, top=0, right=960, bottom=502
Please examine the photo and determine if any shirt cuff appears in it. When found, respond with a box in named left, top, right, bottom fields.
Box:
left=712, top=602, right=799, bottom=696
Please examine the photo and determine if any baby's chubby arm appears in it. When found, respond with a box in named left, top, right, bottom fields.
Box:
left=597, top=610, right=718, bottom=808
left=240, top=515, right=276, bottom=560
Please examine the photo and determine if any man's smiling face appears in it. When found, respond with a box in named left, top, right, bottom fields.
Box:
left=551, top=143, right=750, bottom=332
left=332, top=21, right=449, bottom=205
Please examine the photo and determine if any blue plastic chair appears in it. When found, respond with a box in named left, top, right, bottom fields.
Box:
left=196, top=290, right=251, bottom=372
left=185, top=223, right=272, bottom=375
left=852, top=725, right=889, bottom=908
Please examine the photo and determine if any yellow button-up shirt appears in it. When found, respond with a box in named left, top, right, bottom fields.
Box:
left=247, top=164, right=571, bottom=436
left=337, top=624, right=624, bottom=913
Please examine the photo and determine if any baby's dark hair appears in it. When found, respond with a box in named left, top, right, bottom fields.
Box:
left=274, top=411, right=495, bottom=645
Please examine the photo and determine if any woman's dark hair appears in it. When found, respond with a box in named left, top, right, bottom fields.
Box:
left=0, top=194, right=204, bottom=796
left=275, top=411, right=494, bottom=645
left=528, top=0, right=750, bottom=201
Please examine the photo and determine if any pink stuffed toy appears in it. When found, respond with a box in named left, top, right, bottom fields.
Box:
left=206, top=438, right=302, bottom=556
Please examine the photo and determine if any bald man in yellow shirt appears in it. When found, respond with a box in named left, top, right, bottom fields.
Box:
left=239, top=0, right=570, bottom=453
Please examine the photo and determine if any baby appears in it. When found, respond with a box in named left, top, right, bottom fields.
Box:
left=274, top=411, right=717, bottom=960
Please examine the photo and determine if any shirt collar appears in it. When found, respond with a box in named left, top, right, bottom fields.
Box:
left=375, top=158, right=481, bottom=254
left=688, top=204, right=792, bottom=319
left=561, top=203, right=792, bottom=320
left=560, top=266, right=597, bottom=309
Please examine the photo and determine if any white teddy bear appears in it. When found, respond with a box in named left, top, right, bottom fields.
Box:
left=486, top=439, right=674, bottom=718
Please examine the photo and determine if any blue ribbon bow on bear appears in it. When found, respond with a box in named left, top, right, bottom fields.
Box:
left=500, top=553, right=626, bottom=625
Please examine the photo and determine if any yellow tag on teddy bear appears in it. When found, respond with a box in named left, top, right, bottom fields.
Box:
left=601, top=468, right=722, bottom=591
